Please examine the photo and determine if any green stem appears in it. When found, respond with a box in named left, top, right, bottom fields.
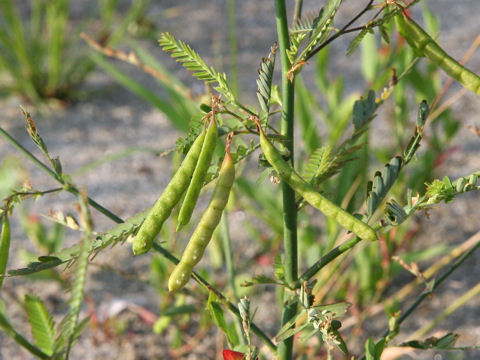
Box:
left=368, top=237, right=480, bottom=355
left=1, top=115, right=276, bottom=352
left=0, top=126, right=123, bottom=223
left=292, top=236, right=362, bottom=289
left=304, top=0, right=374, bottom=62
left=412, top=281, right=480, bottom=339
left=152, top=243, right=276, bottom=353
left=275, top=1, right=298, bottom=359
left=397, top=237, right=480, bottom=326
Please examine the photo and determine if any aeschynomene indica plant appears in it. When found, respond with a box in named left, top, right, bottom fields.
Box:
left=1, top=1, right=480, bottom=359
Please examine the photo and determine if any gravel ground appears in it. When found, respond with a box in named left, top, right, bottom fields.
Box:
left=1, top=1, right=480, bottom=359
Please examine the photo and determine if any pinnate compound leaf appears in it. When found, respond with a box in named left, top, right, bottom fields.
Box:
left=256, top=43, right=277, bottom=124
left=295, top=0, right=343, bottom=63
left=7, top=256, right=64, bottom=277
left=54, top=194, right=91, bottom=356
left=159, top=32, right=234, bottom=101
left=303, top=90, right=377, bottom=189
left=400, top=333, right=459, bottom=350
left=208, top=293, right=237, bottom=347
left=347, top=28, right=372, bottom=56
left=25, top=295, right=55, bottom=356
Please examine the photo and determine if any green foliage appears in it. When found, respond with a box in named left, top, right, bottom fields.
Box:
left=400, top=333, right=460, bottom=350
left=0, top=306, right=49, bottom=359
left=292, top=0, right=343, bottom=65
left=1, top=1, right=480, bottom=359
left=25, top=295, right=56, bottom=356
left=0, top=0, right=149, bottom=107
left=0, top=215, right=11, bottom=289
left=257, top=44, right=277, bottom=124
left=54, top=194, right=92, bottom=357
left=425, top=173, right=479, bottom=205
left=364, top=337, right=385, bottom=360
left=159, top=32, right=235, bottom=102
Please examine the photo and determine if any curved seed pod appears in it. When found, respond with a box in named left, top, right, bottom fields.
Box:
left=177, top=115, right=218, bottom=231
left=168, top=134, right=235, bottom=291
left=132, top=126, right=207, bottom=256
left=395, top=12, right=480, bottom=96
left=257, top=122, right=377, bottom=242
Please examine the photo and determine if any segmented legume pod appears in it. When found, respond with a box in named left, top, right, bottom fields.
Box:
left=176, top=114, right=218, bottom=231
left=257, top=122, right=377, bottom=242
left=132, top=126, right=207, bottom=256
left=168, top=134, right=235, bottom=292
left=395, top=11, right=480, bottom=96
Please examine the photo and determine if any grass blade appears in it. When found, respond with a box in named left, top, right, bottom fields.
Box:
left=90, top=52, right=190, bottom=132
left=0, top=215, right=11, bottom=289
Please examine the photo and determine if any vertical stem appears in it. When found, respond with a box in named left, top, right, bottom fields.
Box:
left=274, top=1, right=298, bottom=359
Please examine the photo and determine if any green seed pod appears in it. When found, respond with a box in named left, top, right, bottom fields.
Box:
left=168, top=135, right=235, bottom=291
left=177, top=115, right=218, bottom=231
left=395, top=12, right=480, bottom=96
left=257, top=121, right=377, bottom=242
left=132, top=126, right=207, bottom=256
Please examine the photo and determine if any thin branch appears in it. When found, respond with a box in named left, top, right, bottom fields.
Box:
left=1, top=125, right=276, bottom=352
left=152, top=243, right=277, bottom=353
left=304, top=0, right=374, bottom=62
left=0, top=126, right=123, bottom=224
left=363, top=237, right=480, bottom=357
left=292, top=235, right=362, bottom=289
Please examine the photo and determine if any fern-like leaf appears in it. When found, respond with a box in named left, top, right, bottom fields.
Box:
left=257, top=43, right=277, bottom=124
left=302, top=146, right=333, bottom=184
left=54, top=193, right=92, bottom=357
left=294, top=0, right=343, bottom=64
left=287, top=10, right=322, bottom=63
left=366, top=101, right=428, bottom=218
left=289, top=9, right=323, bottom=35
left=25, top=295, right=55, bottom=356
left=159, top=32, right=234, bottom=101
left=347, top=6, right=402, bottom=56
left=305, top=90, right=376, bottom=188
